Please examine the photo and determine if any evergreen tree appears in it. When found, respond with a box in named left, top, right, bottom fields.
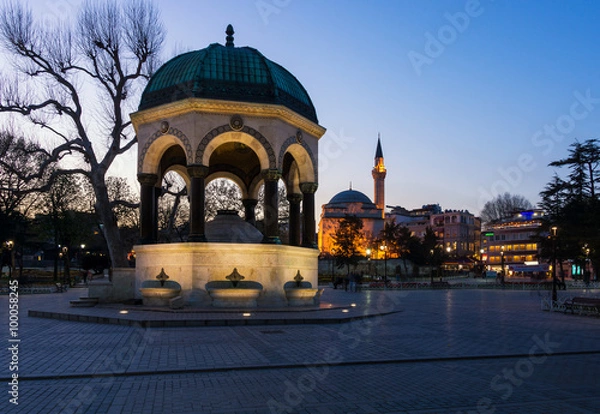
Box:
left=540, top=139, right=600, bottom=280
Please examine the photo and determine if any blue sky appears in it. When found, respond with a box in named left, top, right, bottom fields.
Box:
left=27, top=0, right=600, bottom=217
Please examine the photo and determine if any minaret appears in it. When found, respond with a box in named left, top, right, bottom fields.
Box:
left=372, top=134, right=386, bottom=218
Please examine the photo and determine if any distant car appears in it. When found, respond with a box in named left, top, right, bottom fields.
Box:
left=485, top=271, right=498, bottom=278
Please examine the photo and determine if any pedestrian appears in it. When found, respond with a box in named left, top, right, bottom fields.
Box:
left=349, top=272, right=356, bottom=292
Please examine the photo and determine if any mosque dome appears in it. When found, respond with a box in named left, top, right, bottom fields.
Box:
left=328, top=190, right=376, bottom=207
left=139, top=25, right=318, bottom=123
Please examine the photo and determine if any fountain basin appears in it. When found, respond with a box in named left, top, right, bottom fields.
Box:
left=283, top=281, right=320, bottom=306
left=285, top=287, right=320, bottom=306
left=140, top=280, right=181, bottom=307
left=205, top=281, right=263, bottom=308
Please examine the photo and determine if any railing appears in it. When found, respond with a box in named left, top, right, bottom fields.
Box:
left=0, top=285, right=57, bottom=294
left=365, top=280, right=600, bottom=291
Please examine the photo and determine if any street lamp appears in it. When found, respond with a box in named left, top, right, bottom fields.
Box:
left=500, top=246, right=505, bottom=284
left=480, top=248, right=485, bottom=278
left=551, top=226, right=558, bottom=304
left=62, top=246, right=69, bottom=284
left=379, top=243, right=387, bottom=286
left=446, top=246, right=452, bottom=278
left=583, top=244, right=590, bottom=285
left=366, top=248, right=372, bottom=280
left=429, top=249, right=435, bottom=283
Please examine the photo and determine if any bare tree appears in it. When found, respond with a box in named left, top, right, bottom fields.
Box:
left=0, top=1, right=164, bottom=266
left=205, top=178, right=243, bottom=221
left=106, top=176, right=139, bottom=229
left=480, top=192, right=533, bottom=224
left=0, top=131, right=45, bottom=221
left=158, top=171, right=188, bottom=242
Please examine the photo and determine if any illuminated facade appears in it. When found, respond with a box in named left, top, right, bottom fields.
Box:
left=391, top=205, right=481, bottom=261
left=482, top=210, right=546, bottom=274
left=318, top=139, right=386, bottom=255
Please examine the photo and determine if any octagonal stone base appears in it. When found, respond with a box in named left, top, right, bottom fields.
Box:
left=134, top=243, right=318, bottom=307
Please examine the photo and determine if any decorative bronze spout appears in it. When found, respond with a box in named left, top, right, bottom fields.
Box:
left=293, top=270, right=304, bottom=288
left=225, top=268, right=245, bottom=288
left=156, top=268, right=169, bottom=287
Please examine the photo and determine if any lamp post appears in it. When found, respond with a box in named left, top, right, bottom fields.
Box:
left=583, top=244, right=590, bottom=285
left=62, top=246, right=69, bottom=285
left=551, top=226, right=558, bottom=304
left=479, top=248, right=485, bottom=278
left=446, top=246, right=452, bottom=279
left=366, top=248, right=372, bottom=280
left=380, top=243, right=387, bottom=286
left=430, top=249, right=435, bottom=284
left=500, top=246, right=505, bottom=285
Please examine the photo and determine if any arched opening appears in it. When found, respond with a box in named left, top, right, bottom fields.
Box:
left=205, top=178, right=244, bottom=221
left=157, top=170, right=189, bottom=243
left=208, top=141, right=262, bottom=194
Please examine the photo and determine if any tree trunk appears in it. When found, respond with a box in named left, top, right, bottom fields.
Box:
left=92, top=174, right=128, bottom=268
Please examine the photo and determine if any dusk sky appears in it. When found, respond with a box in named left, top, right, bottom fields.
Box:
left=26, top=0, right=600, bottom=217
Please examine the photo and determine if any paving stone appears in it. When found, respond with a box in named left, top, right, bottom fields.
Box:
left=1, top=287, right=599, bottom=412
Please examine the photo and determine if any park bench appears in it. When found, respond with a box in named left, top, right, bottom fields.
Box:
left=563, top=297, right=600, bottom=316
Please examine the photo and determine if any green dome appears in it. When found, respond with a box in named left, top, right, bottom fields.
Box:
left=139, top=27, right=318, bottom=123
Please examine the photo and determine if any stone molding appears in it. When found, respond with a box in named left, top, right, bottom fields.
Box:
left=196, top=124, right=277, bottom=169
left=131, top=98, right=326, bottom=139
left=138, top=126, right=193, bottom=172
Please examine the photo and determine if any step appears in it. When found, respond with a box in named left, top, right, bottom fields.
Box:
left=69, top=297, right=100, bottom=307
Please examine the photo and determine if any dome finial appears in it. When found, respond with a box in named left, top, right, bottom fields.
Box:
left=225, top=24, right=234, bottom=47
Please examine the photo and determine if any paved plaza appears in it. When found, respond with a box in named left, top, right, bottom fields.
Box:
left=1, top=285, right=600, bottom=413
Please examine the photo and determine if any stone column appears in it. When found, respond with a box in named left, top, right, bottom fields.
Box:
left=187, top=164, right=209, bottom=242
left=262, top=169, right=282, bottom=244
left=287, top=193, right=303, bottom=246
left=242, top=198, right=258, bottom=226
left=300, top=182, right=318, bottom=248
left=138, top=173, right=158, bottom=244
left=152, top=185, right=162, bottom=243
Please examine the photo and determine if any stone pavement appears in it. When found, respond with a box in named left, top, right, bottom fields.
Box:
left=1, top=286, right=600, bottom=413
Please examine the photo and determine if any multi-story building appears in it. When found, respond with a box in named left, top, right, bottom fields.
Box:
left=389, top=204, right=481, bottom=261
left=433, top=210, right=481, bottom=259
left=482, top=209, right=547, bottom=275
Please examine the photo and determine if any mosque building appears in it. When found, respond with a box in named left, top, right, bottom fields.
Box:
left=318, top=138, right=482, bottom=264
left=318, top=138, right=387, bottom=255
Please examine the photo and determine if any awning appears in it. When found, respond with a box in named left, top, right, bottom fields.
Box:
left=508, top=264, right=549, bottom=272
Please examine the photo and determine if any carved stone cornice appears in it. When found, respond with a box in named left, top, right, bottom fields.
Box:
left=131, top=98, right=327, bottom=139
left=137, top=173, right=158, bottom=186
left=300, top=182, right=318, bottom=194
left=187, top=164, right=209, bottom=178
